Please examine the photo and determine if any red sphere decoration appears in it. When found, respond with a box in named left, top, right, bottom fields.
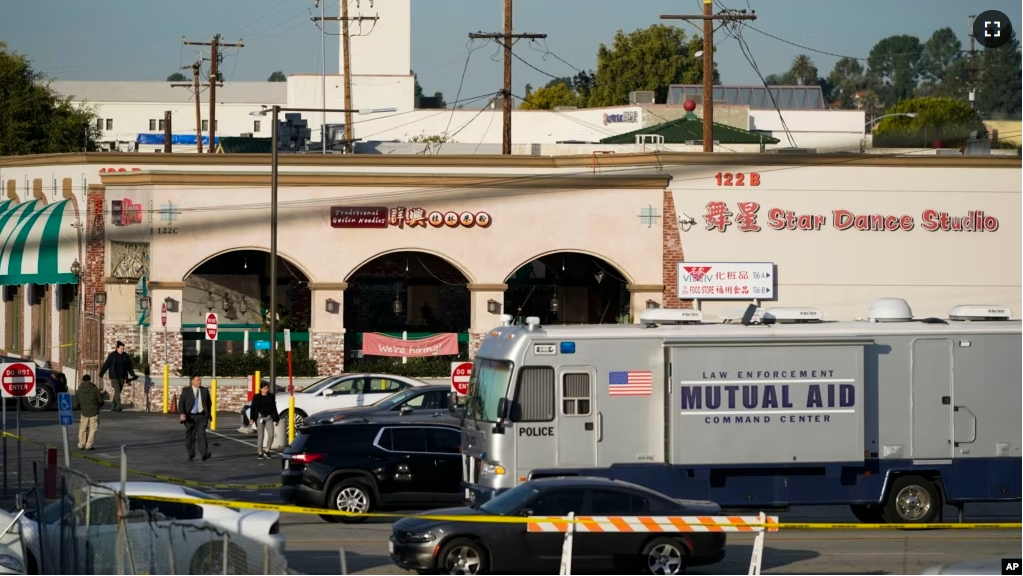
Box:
left=683, top=98, right=697, bottom=112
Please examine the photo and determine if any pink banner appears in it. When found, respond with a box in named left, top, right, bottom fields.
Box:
left=362, top=332, right=459, bottom=358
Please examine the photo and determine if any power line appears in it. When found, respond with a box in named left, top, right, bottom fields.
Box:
left=438, top=40, right=486, bottom=151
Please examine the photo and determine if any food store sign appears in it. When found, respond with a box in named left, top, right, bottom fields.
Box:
left=701, top=201, right=999, bottom=233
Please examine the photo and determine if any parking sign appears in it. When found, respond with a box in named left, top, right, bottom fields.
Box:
left=58, top=392, right=74, bottom=426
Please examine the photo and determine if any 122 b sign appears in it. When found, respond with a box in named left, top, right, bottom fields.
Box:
left=0, top=362, right=36, bottom=398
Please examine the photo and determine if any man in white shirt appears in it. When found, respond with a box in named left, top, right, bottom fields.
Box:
left=179, top=375, right=213, bottom=461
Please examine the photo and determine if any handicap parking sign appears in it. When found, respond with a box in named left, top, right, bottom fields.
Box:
left=58, top=392, right=73, bottom=426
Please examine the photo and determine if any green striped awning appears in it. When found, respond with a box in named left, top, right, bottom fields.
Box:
left=0, top=200, right=79, bottom=285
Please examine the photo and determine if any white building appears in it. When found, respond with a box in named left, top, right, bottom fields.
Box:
left=49, top=0, right=868, bottom=152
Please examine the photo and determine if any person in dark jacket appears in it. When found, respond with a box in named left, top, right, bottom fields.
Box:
left=73, top=375, right=105, bottom=450
left=179, top=375, right=213, bottom=461
left=99, top=341, right=137, bottom=412
left=250, top=382, right=280, bottom=459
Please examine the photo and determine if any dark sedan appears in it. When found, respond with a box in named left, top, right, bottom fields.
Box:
left=307, top=384, right=457, bottom=426
left=389, top=477, right=726, bottom=575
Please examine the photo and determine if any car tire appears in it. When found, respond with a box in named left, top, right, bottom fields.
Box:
left=436, top=538, right=488, bottom=575
left=293, top=409, right=307, bottom=429
left=322, top=479, right=373, bottom=524
left=188, top=542, right=247, bottom=574
left=882, top=475, right=940, bottom=524
left=23, top=384, right=54, bottom=412
left=640, top=536, right=688, bottom=575
left=850, top=503, right=885, bottom=524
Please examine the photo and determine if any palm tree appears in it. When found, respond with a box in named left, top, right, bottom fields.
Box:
left=788, top=55, right=819, bottom=86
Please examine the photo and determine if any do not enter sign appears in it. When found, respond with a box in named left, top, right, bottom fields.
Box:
left=451, top=362, right=472, bottom=396
left=0, top=362, right=36, bottom=398
left=205, top=313, right=219, bottom=341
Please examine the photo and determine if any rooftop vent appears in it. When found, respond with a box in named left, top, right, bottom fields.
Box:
left=639, top=308, right=704, bottom=326
left=525, top=316, right=542, bottom=331
left=948, top=305, right=1013, bottom=321
left=867, top=298, right=913, bottom=322
left=761, top=307, right=824, bottom=324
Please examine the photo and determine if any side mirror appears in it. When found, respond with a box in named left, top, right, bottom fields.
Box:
left=14, top=493, right=25, bottom=510
left=448, top=391, right=458, bottom=414
left=496, top=398, right=508, bottom=420
left=322, top=389, right=334, bottom=396
left=519, top=508, right=534, bottom=517
left=399, top=405, right=413, bottom=415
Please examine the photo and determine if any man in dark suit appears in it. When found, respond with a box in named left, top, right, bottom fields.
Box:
left=178, top=375, right=212, bottom=461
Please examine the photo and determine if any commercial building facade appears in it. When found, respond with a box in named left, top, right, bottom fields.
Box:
left=0, top=153, right=1018, bottom=388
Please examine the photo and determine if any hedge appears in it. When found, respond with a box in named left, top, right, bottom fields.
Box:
left=181, top=352, right=320, bottom=378
left=873, top=97, right=986, bottom=149
left=345, top=356, right=464, bottom=378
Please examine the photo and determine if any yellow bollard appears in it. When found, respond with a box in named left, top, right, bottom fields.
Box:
left=254, top=370, right=261, bottom=396
left=162, top=364, right=170, bottom=414
left=210, top=379, right=218, bottom=430
left=288, top=395, right=296, bottom=443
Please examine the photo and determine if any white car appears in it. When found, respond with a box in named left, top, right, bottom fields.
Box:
left=2, top=482, right=284, bottom=574
left=242, top=373, right=428, bottom=429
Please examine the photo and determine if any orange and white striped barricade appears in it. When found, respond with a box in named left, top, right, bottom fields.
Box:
left=527, top=511, right=779, bottom=575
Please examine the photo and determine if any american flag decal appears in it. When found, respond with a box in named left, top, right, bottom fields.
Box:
left=608, top=370, right=653, bottom=396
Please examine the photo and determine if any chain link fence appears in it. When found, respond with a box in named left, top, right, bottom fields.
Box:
left=14, top=468, right=292, bottom=575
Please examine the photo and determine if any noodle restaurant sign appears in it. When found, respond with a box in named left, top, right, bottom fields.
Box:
left=701, top=201, right=1000, bottom=233
left=330, top=206, right=492, bottom=229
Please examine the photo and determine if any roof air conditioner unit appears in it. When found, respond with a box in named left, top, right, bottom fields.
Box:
left=639, top=308, right=704, bottom=326
left=948, top=305, right=1013, bottom=321
left=761, top=307, right=824, bottom=324
left=629, top=91, right=656, bottom=104
left=867, top=298, right=913, bottom=322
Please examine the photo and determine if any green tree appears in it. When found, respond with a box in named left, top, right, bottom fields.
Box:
left=975, top=30, right=1022, bottom=118
left=867, top=35, right=923, bottom=108
left=587, top=24, right=712, bottom=107
left=827, top=57, right=869, bottom=108
left=0, top=42, right=100, bottom=155
left=764, top=73, right=791, bottom=85
left=520, top=83, right=579, bottom=110
left=267, top=71, right=286, bottom=82
left=167, top=72, right=187, bottom=82
left=873, top=96, right=985, bottom=148
left=411, top=71, right=444, bottom=105
left=788, top=54, right=819, bottom=86
left=917, top=28, right=965, bottom=98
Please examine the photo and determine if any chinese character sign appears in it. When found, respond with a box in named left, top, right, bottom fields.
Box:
left=334, top=207, right=492, bottom=230
left=677, top=262, right=775, bottom=300
left=699, top=201, right=999, bottom=233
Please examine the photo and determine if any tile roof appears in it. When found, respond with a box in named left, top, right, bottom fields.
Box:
left=599, top=116, right=780, bottom=145
left=49, top=81, right=287, bottom=105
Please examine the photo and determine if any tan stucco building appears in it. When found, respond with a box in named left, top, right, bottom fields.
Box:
left=0, top=152, right=1018, bottom=389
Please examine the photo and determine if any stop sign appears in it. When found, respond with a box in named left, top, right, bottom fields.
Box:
left=0, top=362, right=36, bottom=398
left=205, top=313, right=219, bottom=341
left=450, top=362, right=472, bottom=396
left=160, top=302, right=167, bottom=328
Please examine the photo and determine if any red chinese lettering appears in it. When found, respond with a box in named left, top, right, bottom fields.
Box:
left=406, top=207, right=427, bottom=228
left=738, top=271, right=749, bottom=280
left=388, top=207, right=406, bottom=228
left=703, top=201, right=733, bottom=232
left=736, top=202, right=761, bottom=232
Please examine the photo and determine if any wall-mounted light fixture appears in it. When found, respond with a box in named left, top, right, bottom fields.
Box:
left=325, top=298, right=340, bottom=314
left=222, top=294, right=233, bottom=312
left=139, top=296, right=151, bottom=311
left=239, top=297, right=248, bottom=315
left=163, top=297, right=179, bottom=313
left=594, top=270, right=605, bottom=284
left=70, top=259, right=82, bottom=278
left=205, top=292, right=215, bottom=311
left=487, top=299, right=501, bottom=315
left=550, top=296, right=559, bottom=312
left=93, top=292, right=107, bottom=306
left=646, top=299, right=660, bottom=309
left=392, top=296, right=404, bottom=315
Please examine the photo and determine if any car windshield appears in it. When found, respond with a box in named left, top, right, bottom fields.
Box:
left=298, top=377, right=338, bottom=394
left=464, top=359, right=513, bottom=423
left=374, top=387, right=419, bottom=409
left=478, top=483, right=539, bottom=516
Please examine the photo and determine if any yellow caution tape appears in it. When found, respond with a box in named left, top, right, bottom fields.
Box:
left=127, top=494, right=1023, bottom=529
left=1, top=431, right=281, bottom=491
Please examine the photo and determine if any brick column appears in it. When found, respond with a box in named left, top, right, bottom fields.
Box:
left=468, top=283, right=507, bottom=359
left=662, top=189, right=693, bottom=310
left=84, top=185, right=107, bottom=319
left=309, top=282, right=347, bottom=375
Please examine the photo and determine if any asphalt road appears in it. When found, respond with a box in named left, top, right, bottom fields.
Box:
left=2, top=410, right=1020, bottom=575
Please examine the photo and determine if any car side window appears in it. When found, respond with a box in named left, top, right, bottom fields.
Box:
left=588, top=489, right=649, bottom=516
left=390, top=427, right=426, bottom=453
left=423, top=391, right=446, bottom=409
left=374, top=428, right=392, bottom=451
left=369, top=378, right=405, bottom=393
left=330, top=378, right=364, bottom=395
left=402, top=393, right=426, bottom=408
left=528, top=490, right=585, bottom=516
left=425, top=428, right=460, bottom=454
left=129, top=497, right=204, bottom=521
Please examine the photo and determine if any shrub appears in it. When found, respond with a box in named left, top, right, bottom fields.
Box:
left=873, top=97, right=986, bottom=148
left=345, top=356, right=462, bottom=378
left=181, top=352, right=319, bottom=378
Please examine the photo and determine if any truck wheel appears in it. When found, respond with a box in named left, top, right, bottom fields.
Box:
left=883, top=475, right=940, bottom=524
left=849, top=504, right=885, bottom=523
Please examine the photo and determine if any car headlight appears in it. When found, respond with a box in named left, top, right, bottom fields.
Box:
left=328, top=415, right=346, bottom=423
left=0, top=554, right=23, bottom=572
left=402, top=531, right=435, bottom=543
left=480, top=462, right=506, bottom=477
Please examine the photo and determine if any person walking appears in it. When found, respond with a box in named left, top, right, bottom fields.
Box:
left=99, top=341, right=137, bottom=412
left=73, top=375, right=104, bottom=450
left=178, top=375, right=212, bottom=462
left=250, top=382, right=280, bottom=459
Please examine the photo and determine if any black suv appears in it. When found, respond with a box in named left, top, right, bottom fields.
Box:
left=281, top=421, right=463, bottom=523
left=0, top=357, right=69, bottom=411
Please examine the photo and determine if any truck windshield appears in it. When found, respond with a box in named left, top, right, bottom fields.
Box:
left=465, top=358, right=513, bottom=423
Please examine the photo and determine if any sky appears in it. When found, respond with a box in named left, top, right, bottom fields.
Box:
left=2, top=0, right=1021, bottom=103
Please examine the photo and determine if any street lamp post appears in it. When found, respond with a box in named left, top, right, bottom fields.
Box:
left=865, top=113, right=918, bottom=130
left=251, top=105, right=396, bottom=393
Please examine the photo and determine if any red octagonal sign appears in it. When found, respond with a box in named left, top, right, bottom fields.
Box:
left=0, top=362, right=36, bottom=398
left=205, top=313, right=219, bottom=341
left=451, top=362, right=472, bottom=396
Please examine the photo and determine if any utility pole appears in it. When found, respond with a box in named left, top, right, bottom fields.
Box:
left=163, top=111, right=173, bottom=153
left=966, top=14, right=978, bottom=108
left=184, top=35, right=244, bottom=152
left=469, top=0, right=547, bottom=155
left=661, top=1, right=756, bottom=152
left=170, top=61, right=216, bottom=153
left=312, top=10, right=379, bottom=153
